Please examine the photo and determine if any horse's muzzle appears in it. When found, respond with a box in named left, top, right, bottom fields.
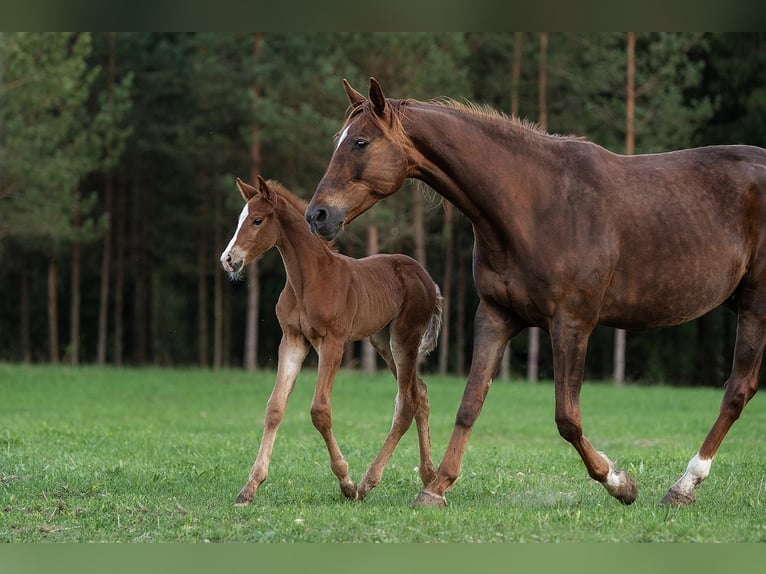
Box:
left=305, top=204, right=345, bottom=241
left=221, top=251, right=244, bottom=278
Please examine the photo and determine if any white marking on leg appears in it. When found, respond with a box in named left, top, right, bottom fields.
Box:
left=335, top=126, right=350, bottom=150
left=673, top=452, right=712, bottom=492
left=220, top=204, right=249, bottom=266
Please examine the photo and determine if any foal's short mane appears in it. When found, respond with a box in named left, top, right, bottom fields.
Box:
left=266, top=179, right=309, bottom=214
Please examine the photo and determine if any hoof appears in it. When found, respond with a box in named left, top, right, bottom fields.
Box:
left=340, top=480, right=358, bottom=501
left=607, top=470, right=638, bottom=505
left=411, top=489, right=447, bottom=508
left=660, top=488, right=695, bottom=506
left=234, top=493, right=253, bottom=507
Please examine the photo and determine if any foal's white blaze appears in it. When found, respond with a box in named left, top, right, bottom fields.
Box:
left=221, top=204, right=249, bottom=268
left=335, top=126, right=350, bottom=150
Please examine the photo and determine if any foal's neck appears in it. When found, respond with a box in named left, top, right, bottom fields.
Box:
left=274, top=198, right=336, bottom=293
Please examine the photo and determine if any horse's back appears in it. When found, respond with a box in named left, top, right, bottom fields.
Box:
left=597, top=144, right=766, bottom=328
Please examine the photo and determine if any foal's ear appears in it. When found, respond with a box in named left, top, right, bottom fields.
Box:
left=369, top=77, right=387, bottom=117
left=236, top=177, right=258, bottom=202
left=343, top=78, right=366, bottom=107
left=256, top=175, right=275, bottom=203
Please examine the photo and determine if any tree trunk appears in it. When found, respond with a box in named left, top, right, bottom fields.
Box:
left=97, top=32, right=116, bottom=365
left=362, top=224, right=379, bottom=374
left=501, top=30, right=524, bottom=380
left=614, top=32, right=635, bottom=386
left=527, top=32, right=548, bottom=383
left=412, top=183, right=427, bottom=268
left=438, top=202, right=454, bottom=374
left=197, top=176, right=209, bottom=368
left=69, top=238, right=81, bottom=366
left=244, top=32, right=265, bottom=372
left=213, top=180, right=224, bottom=370
left=113, top=175, right=126, bottom=365
left=48, top=252, right=59, bottom=364
left=19, top=269, right=31, bottom=362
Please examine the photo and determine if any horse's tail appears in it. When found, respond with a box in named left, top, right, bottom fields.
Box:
left=419, top=283, right=443, bottom=356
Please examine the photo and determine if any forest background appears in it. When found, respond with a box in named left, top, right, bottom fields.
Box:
left=1, top=32, right=765, bottom=386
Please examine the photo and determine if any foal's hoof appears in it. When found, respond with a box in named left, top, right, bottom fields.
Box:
left=660, top=487, right=695, bottom=506
left=340, top=480, right=359, bottom=501
left=411, top=489, right=447, bottom=508
left=234, top=493, right=253, bottom=507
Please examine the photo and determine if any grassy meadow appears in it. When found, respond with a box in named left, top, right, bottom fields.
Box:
left=1, top=363, right=765, bottom=543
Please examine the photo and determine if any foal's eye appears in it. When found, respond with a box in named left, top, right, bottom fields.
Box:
left=353, top=139, right=368, bottom=150
left=252, top=217, right=263, bottom=226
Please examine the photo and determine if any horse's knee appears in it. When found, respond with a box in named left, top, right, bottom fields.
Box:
left=555, top=413, right=582, bottom=444
left=310, top=402, right=331, bottom=432
left=455, top=401, right=481, bottom=429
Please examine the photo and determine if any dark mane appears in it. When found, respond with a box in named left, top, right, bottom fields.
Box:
left=341, top=95, right=583, bottom=142
left=424, top=97, right=584, bottom=141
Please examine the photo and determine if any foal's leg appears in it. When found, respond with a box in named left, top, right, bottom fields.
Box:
left=236, top=332, right=309, bottom=505
left=662, top=308, right=765, bottom=505
left=368, top=331, right=436, bottom=489
left=550, top=317, right=637, bottom=505
left=357, top=327, right=432, bottom=500
left=412, top=300, right=517, bottom=508
left=311, top=338, right=357, bottom=499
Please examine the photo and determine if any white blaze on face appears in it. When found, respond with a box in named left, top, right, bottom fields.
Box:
left=335, top=126, right=350, bottom=150
left=220, top=204, right=249, bottom=267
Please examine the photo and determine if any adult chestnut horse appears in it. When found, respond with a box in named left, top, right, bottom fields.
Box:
left=221, top=176, right=442, bottom=504
left=305, top=78, right=766, bottom=508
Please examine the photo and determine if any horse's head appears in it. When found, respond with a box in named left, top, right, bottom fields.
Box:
left=220, top=176, right=279, bottom=280
left=306, top=78, right=409, bottom=240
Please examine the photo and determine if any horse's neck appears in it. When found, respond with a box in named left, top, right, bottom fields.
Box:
left=404, top=103, right=553, bottom=241
left=275, top=202, right=335, bottom=293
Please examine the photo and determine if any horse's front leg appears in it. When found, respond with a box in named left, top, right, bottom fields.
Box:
left=311, top=339, right=356, bottom=499
left=412, top=300, right=517, bottom=508
left=236, top=331, right=309, bottom=505
left=550, top=317, right=637, bottom=505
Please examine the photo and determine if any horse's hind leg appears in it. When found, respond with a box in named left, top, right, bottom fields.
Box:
left=236, top=331, right=309, bottom=505
left=368, top=331, right=436, bottom=489
left=662, top=307, right=764, bottom=505
left=311, top=339, right=357, bottom=499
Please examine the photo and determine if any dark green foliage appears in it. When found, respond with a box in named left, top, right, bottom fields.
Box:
left=1, top=33, right=764, bottom=385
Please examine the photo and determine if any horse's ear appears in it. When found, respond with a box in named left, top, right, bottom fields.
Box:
left=236, top=177, right=258, bottom=202
left=369, top=77, right=387, bottom=117
left=343, top=78, right=366, bottom=107
left=256, top=175, right=274, bottom=203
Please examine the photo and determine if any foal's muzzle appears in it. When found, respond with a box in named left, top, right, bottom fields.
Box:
left=305, top=204, right=346, bottom=241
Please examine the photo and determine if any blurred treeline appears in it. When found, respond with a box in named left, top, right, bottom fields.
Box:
left=1, top=32, right=765, bottom=385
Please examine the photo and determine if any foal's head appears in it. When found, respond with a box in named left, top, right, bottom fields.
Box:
left=220, top=176, right=281, bottom=280
left=306, top=77, right=410, bottom=241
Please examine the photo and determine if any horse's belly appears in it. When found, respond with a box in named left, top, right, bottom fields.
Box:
left=600, top=268, right=741, bottom=330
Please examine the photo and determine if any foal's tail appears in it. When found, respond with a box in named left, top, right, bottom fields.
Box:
left=419, top=284, right=443, bottom=356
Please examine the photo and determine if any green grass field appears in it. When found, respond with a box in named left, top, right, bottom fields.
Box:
left=1, top=363, right=765, bottom=542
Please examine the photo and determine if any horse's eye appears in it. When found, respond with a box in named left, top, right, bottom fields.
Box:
left=253, top=217, right=263, bottom=226
left=353, top=139, right=368, bottom=150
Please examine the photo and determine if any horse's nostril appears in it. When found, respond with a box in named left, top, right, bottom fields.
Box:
left=314, top=207, right=328, bottom=224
